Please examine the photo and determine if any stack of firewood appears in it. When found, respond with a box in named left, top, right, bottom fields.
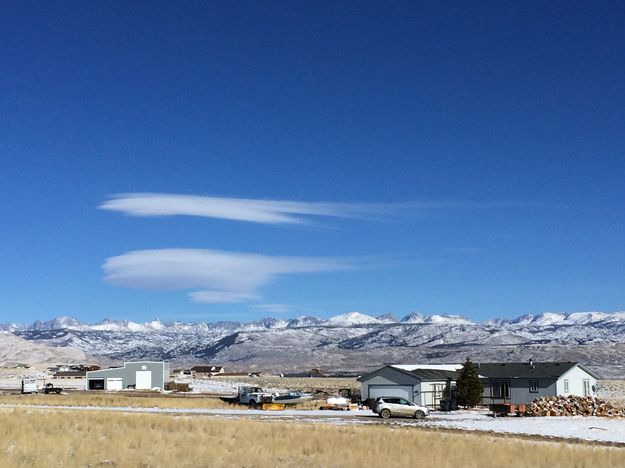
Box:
left=527, top=395, right=625, bottom=417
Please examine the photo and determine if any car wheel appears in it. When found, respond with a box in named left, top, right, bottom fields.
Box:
left=249, top=401, right=258, bottom=409
left=380, top=409, right=391, bottom=419
left=414, top=410, right=425, bottom=419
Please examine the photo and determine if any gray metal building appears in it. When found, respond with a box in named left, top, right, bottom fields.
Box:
left=86, top=361, right=169, bottom=391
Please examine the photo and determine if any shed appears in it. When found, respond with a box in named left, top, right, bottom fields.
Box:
left=86, top=361, right=169, bottom=391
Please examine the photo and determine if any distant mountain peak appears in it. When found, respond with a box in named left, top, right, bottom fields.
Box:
left=326, top=312, right=381, bottom=326
left=400, top=312, right=472, bottom=325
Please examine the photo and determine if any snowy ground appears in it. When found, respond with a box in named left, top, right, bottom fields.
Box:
left=2, top=404, right=624, bottom=445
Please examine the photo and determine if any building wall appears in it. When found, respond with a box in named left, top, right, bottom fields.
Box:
left=481, top=378, right=557, bottom=404
left=86, top=362, right=168, bottom=390
left=360, top=367, right=421, bottom=402
left=49, top=377, right=86, bottom=390
left=556, top=365, right=597, bottom=397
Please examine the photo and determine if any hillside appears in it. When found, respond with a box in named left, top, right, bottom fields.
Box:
left=4, top=311, right=625, bottom=377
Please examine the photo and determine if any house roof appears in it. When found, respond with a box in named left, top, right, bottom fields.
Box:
left=476, top=362, right=598, bottom=379
left=358, top=365, right=459, bottom=382
left=404, top=368, right=459, bottom=380
left=393, top=364, right=462, bottom=372
left=53, top=371, right=86, bottom=377
left=358, top=361, right=600, bottom=382
left=191, top=366, right=222, bottom=372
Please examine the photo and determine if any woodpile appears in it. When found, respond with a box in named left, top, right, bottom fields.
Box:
left=527, top=395, right=625, bottom=417
left=164, top=382, right=191, bottom=392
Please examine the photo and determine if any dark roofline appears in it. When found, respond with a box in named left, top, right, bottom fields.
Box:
left=574, top=363, right=601, bottom=380
left=53, top=371, right=86, bottom=377
left=357, top=365, right=419, bottom=382
left=358, top=365, right=457, bottom=382
left=475, top=361, right=599, bottom=379
left=358, top=362, right=600, bottom=382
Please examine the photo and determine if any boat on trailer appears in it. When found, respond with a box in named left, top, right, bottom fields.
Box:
left=272, top=391, right=313, bottom=405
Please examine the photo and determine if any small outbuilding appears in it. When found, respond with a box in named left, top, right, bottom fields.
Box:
left=86, top=361, right=169, bottom=391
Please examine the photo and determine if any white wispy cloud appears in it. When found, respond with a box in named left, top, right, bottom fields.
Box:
left=252, top=303, right=294, bottom=313
left=100, top=193, right=549, bottom=226
left=102, top=248, right=354, bottom=304
left=99, top=193, right=413, bottom=225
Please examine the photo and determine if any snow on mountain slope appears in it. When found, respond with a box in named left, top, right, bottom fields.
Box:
left=325, top=312, right=381, bottom=326
left=4, top=311, right=625, bottom=376
left=400, top=313, right=473, bottom=325
left=375, top=314, right=398, bottom=324
left=0, top=331, right=88, bottom=367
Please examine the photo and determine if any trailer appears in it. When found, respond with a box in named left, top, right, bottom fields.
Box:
left=21, top=379, right=38, bottom=394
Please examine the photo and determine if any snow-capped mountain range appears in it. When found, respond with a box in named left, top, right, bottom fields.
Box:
left=3, top=310, right=624, bottom=332
left=0, top=311, right=483, bottom=332
left=3, top=311, right=625, bottom=377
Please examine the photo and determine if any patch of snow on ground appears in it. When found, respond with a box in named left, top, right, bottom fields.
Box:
left=175, top=378, right=287, bottom=395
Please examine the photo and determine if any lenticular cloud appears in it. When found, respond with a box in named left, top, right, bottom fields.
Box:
left=102, top=248, right=353, bottom=304
left=99, top=193, right=408, bottom=225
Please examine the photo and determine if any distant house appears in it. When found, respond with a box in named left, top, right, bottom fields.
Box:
left=48, top=364, right=71, bottom=373
left=358, top=361, right=599, bottom=407
left=70, top=364, right=100, bottom=372
left=191, top=366, right=224, bottom=378
left=86, top=361, right=169, bottom=391
left=52, top=370, right=86, bottom=379
left=478, top=361, right=599, bottom=405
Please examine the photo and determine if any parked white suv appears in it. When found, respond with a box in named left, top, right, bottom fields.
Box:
left=372, top=397, right=429, bottom=419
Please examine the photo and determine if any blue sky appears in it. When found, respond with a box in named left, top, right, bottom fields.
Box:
left=1, top=1, right=624, bottom=324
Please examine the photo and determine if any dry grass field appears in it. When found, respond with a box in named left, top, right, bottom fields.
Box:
left=0, top=392, right=231, bottom=409
left=0, top=408, right=624, bottom=467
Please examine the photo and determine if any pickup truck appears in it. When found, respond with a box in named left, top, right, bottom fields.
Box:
left=42, top=383, right=63, bottom=394
left=237, top=386, right=273, bottom=409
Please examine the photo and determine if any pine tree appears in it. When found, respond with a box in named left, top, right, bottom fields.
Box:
left=456, top=356, right=483, bottom=407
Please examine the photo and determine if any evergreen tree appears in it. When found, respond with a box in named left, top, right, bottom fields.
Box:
left=456, top=357, right=483, bottom=407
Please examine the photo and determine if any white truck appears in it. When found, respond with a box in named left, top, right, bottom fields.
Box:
left=237, top=386, right=273, bottom=409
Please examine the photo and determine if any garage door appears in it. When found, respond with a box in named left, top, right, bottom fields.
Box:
left=106, top=378, right=123, bottom=391
left=135, top=370, right=152, bottom=390
left=368, top=385, right=413, bottom=400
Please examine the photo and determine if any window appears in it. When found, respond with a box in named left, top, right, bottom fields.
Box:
left=563, top=379, right=569, bottom=393
left=529, top=380, right=538, bottom=393
left=493, top=381, right=510, bottom=399
left=399, top=399, right=411, bottom=405
left=583, top=379, right=591, bottom=397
